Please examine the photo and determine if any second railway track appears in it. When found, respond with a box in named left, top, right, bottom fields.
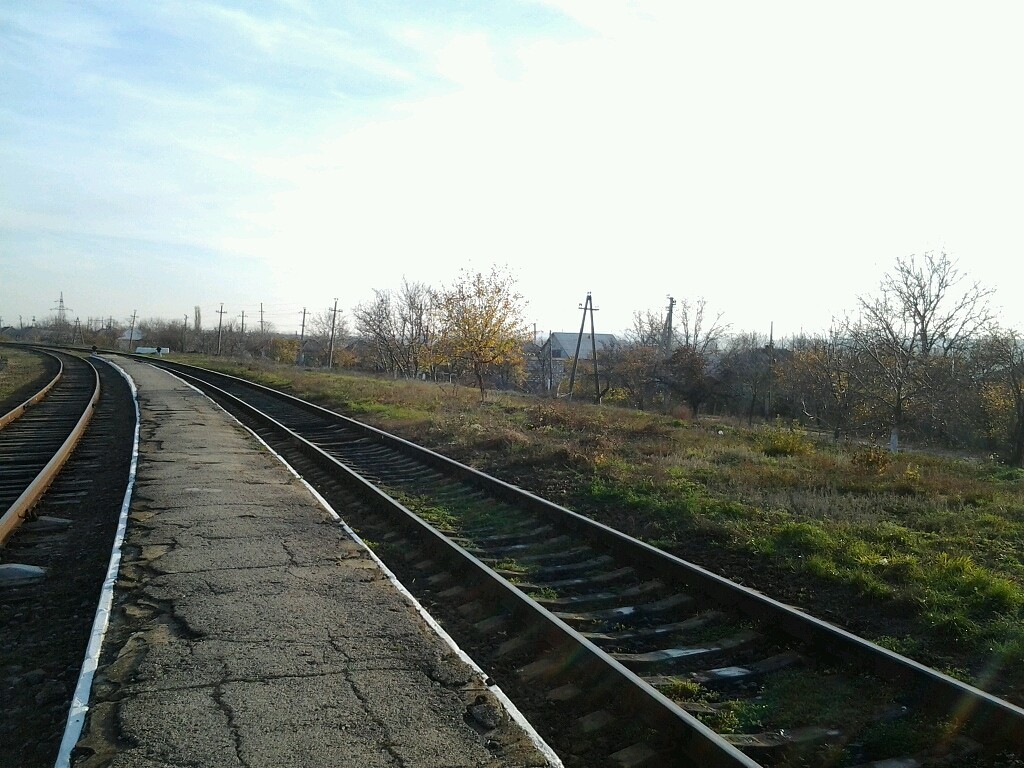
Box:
left=137, top=356, right=1024, bottom=768
left=0, top=349, right=101, bottom=546
left=1, top=348, right=137, bottom=767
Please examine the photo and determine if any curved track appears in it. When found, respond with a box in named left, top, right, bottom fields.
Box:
left=141, top=357, right=1024, bottom=768
left=0, top=349, right=101, bottom=546
left=0, top=353, right=137, bottom=768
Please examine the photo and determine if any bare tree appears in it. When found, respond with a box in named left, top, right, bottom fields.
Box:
left=353, top=279, right=434, bottom=377
left=660, top=298, right=730, bottom=417
left=306, top=306, right=348, bottom=367
left=675, top=297, right=730, bottom=355
left=881, top=251, right=995, bottom=357
left=848, top=252, right=995, bottom=451
left=972, top=329, right=1024, bottom=466
left=718, top=332, right=773, bottom=424
left=780, top=325, right=856, bottom=437
left=603, top=310, right=665, bottom=410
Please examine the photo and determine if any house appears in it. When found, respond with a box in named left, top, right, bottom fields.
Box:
left=527, top=331, right=618, bottom=395
left=543, top=331, right=618, bottom=360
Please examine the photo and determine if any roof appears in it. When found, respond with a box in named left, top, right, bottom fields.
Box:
left=545, top=331, right=617, bottom=359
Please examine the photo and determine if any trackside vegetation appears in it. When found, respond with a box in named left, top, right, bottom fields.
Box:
left=0, top=347, right=48, bottom=407
left=172, top=353, right=1024, bottom=710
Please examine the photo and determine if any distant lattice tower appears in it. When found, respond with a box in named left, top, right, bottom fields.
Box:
left=52, top=292, right=71, bottom=325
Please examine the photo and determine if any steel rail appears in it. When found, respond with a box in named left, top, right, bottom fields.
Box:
left=143, top=357, right=1024, bottom=756
left=0, top=348, right=63, bottom=429
left=0, top=355, right=101, bottom=546
left=168, top=364, right=760, bottom=768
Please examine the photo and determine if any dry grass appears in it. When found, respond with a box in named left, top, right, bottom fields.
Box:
left=0, top=347, right=47, bottom=408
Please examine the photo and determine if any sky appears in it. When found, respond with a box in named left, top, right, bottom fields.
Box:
left=3, top=1, right=1024, bottom=341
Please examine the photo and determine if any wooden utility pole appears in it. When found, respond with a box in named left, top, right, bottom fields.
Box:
left=327, top=298, right=339, bottom=369
left=298, top=307, right=307, bottom=365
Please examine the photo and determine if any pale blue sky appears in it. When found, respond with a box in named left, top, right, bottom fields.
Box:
left=3, top=1, right=1023, bottom=338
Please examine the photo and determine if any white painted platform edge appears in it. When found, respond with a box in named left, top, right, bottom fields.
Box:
left=55, top=356, right=141, bottom=768
left=165, top=365, right=565, bottom=768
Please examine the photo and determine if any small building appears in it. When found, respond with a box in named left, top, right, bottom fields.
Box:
left=527, top=331, right=618, bottom=395
left=543, top=331, right=618, bottom=360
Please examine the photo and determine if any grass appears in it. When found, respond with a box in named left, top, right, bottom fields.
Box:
left=0, top=347, right=47, bottom=407
left=161, top=353, right=1024, bottom=704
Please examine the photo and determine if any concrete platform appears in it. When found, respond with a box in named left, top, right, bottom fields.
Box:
left=68, top=359, right=558, bottom=768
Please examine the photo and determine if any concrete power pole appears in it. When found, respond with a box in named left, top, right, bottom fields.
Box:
left=567, top=293, right=601, bottom=403
left=128, top=310, right=138, bottom=352
left=216, top=304, right=226, bottom=356
left=765, top=321, right=775, bottom=419
left=298, top=307, right=307, bottom=365
left=327, top=298, right=339, bottom=369
left=662, top=295, right=676, bottom=355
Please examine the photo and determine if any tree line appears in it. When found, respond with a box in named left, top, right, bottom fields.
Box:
left=8, top=254, right=1023, bottom=465
left=588, top=253, right=1024, bottom=466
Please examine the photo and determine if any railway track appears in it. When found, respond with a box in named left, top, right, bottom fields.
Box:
left=0, top=349, right=101, bottom=547
left=137, top=357, right=1024, bottom=767
left=0, top=349, right=137, bottom=767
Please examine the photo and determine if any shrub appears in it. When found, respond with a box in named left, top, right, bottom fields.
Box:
left=852, top=445, right=891, bottom=473
left=756, top=421, right=814, bottom=457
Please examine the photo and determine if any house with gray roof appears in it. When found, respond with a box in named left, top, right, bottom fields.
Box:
left=526, top=331, right=618, bottom=395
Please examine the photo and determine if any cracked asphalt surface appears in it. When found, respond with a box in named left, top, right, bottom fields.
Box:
left=70, top=359, right=555, bottom=767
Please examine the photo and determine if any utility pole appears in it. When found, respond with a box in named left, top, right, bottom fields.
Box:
left=327, top=298, right=339, bottom=369
left=73, top=318, right=81, bottom=344
left=662, top=295, right=676, bottom=355
left=128, top=310, right=138, bottom=352
left=547, top=330, right=554, bottom=394
left=765, top=321, right=775, bottom=419
left=216, top=303, right=225, bottom=355
left=259, top=303, right=265, bottom=335
left=182, top=314, right=189, bottom=350
left=567, top=293, right=601, bottom=403
left=298, top=307, right=307, bottom=365
left=240, top=309, right=246, bottom=337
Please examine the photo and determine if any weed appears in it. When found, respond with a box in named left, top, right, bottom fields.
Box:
left=529, top=586, right=558, bottom=600
left=492, top=558, right=529, bottom=574
left=660, top=678, right=704, bottom=700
